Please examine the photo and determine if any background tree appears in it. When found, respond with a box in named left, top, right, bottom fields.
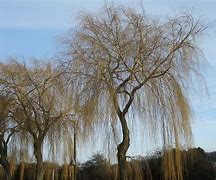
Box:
left=0, top=60, right=73, bottom=180
left=62, top=5, right=207, bottom=180
left=79, top=153, right=110, bottom=180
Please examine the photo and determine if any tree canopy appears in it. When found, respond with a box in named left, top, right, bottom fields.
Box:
left=62, top=5, right=207, bottom=180
left=0, top=60, right=75, bottom=180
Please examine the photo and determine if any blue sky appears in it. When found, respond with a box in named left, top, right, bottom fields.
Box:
left=0, top=0, right=216, bottom=161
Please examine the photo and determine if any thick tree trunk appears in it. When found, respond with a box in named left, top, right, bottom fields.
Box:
left=33, top=141, right=44, bottom=180
left=0, top=158, right=12, bottom=180
left=0, top=138, right=12, bottom=180
left=117, top=114, right=130, bottom=180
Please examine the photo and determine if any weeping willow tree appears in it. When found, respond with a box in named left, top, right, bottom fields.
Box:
left=0, top=59, right=74, bottom=180
left=62, top=5, right=207, bottom=180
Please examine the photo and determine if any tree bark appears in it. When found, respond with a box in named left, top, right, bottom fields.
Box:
left=117, top=113, right=130, bottom=180
left=0, top=137, right=12, bottom=180
left=0, top=158, right=12, bottom=180
left=33, top=141, right=44, bottom=180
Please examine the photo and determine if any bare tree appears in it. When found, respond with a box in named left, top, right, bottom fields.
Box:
left=62, top=5, right=207, bottom=180
left=0, top=60, right=73, bottom=180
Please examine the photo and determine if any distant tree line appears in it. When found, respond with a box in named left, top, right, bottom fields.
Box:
left=0, top=147, right=214, bottom=180
left=77, top=148, right=215, bottom=180
left=206, top=151, right=216, bottom=162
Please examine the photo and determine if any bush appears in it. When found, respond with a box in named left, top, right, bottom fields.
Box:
left=78, top=153, right=112, bottom=180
